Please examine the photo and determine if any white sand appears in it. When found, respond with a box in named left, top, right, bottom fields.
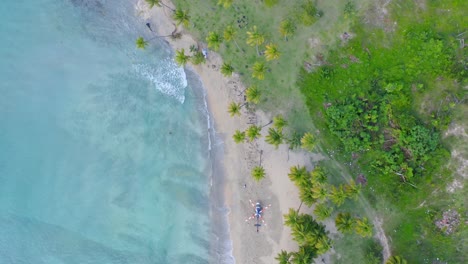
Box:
left=135, top=1, right=323, bottom=263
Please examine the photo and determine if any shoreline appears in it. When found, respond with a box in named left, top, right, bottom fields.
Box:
left=135, top=1, right=321, bottom=263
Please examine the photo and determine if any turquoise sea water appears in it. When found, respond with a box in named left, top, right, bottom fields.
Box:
left=0, top=0, right=232, bottom=263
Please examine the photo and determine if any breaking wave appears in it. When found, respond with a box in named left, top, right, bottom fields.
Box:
left=133, top=59, right=187, bottom=103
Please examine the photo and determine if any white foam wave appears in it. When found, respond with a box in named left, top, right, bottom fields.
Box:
left=132, top=59, right=187, bottom=103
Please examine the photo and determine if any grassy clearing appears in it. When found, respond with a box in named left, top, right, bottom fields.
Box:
left=297, top=0, right=467, bottom=262
left=172, top=0, right=372, bottom=133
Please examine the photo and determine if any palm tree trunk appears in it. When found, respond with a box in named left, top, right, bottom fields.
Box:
left=261, top=120, right=273, bottom=128
left=297, top=201, right=303, bottom=213
left=161, top=1, right=175, bottom=11
left=256, top=45, right=259, bottom=56
left=233, top=40, right=242, bottom=52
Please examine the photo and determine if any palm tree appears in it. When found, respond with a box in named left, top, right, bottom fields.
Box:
left=335, top=212, right=355, bottom=234
left=273, top=114, right=287, bottom=131
left=311, top=183, right=328, bottom=202
left=232, top=130, right=246, bottom=143
left=279, top=19, right=296, bottom=40
left=206, top=31, right=222, bottom=51
left=299, top=188, right=316, bottom=207
left=227, top=102, right=242, bottom=117
left=310, top=166, right=327, bottom=184
left=288, top=165, right=308, bottom=184
left=313, top=203, right=333, bottom=221
left=173, top=8, right=190, bottom=27
left=246, top=125, right=262, bottom=142
left=136, top=37, right=148, bottom=49
left=265, top=128, right=283, bottom=149
left=275, top=250, right=292, bottom=264
left=190, top=51, right=206, bottom=65
left=174, top=49, right=190, bottom=66
left=386, top=256, right=408, bottom=264
left=344, top=180, right=361, bottom=200
left=290, top=245, right=316, bottom=263
left=220, top=62, right=234, bottom=76
left=301, top=132, right=316, bottom=152
left=251, top=166, right=266, bottom=181
left=223, top=25, right=241, bottom=50
left=284, top=208, right=300, bottom=227
left=217, top=0, right=233, bottom=8
left=355, top=217, right=373, bottom=237
left=288, top=131, right=302, bottom=150
left=330, top=185, right=347, bottom=206
left=315, top=236, right=333, bottom=255
left=264, top=43, right=280, bottom=61
left=245, top=85, right=261, bottom=104
left=145, top=0, right=174, bottom=11
left=246, top=26, right=265, bottom=55
left=291, top=224, right=309, bottom=245
left=252, top=61, right=267, bottom=80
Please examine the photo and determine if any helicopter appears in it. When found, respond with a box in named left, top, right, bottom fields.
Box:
left=245, top=199, right=271, bottom=232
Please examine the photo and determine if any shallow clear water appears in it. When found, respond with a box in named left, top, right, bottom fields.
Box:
left=0, top=0, right=222, bottom=263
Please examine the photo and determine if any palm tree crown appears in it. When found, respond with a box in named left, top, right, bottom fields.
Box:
left=355, top=217, right=373, bottom=237
left=174, top=49, right=190, bottom=66
left=233, top=130, right=246, bottom=143
left=279, top=19, right=296, bottom=40
left=217, top=0, right=233, bottom=8
left=330, top=185, right=347, bottom=206
left=288, top=131, right=302, bottom=150
left=344, top=180, right=361, bottom=200
left=335, top=212, right=355, bottom=234
left=275, top=250, right=292, bottom=264
left=252, top=61, right=267, bottom=80
left=386, top=256, right=408, bottom=264
left=301, top=132, right=316, bottom=152
left=265, top=43, right=281, bottom=61
left=206, top=31, right=222, bottom=51
left=223, top=25, right=240, bottom=50
left=136, top=37, right=148, bottom=49
left=246, top=125, right=262, bottom=141
left=145, top=0, right=174, bottom=10
left=246, top=85, right=261, bottom=104
left=246, top=26, right=265, bottom=55
left=265, top=128, right=284, bottom=149
left=313, top=203, right=333, bottom=221
left=145, top=0, right=162, bottom=8
left=251, top=166, right=266, bottom=181
left=288, top=165, right=308, bottom=184
left=311, top=183, right=329, bottom=202
left=273, top=114, right=287, bottom=131
left=228, top=102, right=241, bottom=117
left=220, top=62, right=234, bottom=76
left=173, top=9, right=190, bottom=27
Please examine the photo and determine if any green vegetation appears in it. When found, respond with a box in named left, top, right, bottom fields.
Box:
left=246, top=125, right=262, bottom=142
left=206, top=31, right=222, bottom=51
left=227, top=101, right=242, bottom=117
left=135, top=37, right=148, bottom=49
left=251, top=166, right=266, bottom=181
left=233, top=130, right=246, bottom=143
left=173, top=8, right=190, bottom=27
left=174, top=48, right=190, bottom=66
left=164, top=0, right=467, bottom=262
left=265, top=128, right=284, bottom=149
left=264, top=43, right=281, bottom=61
left=245, top=85, right=261, bottom=104
left=220, top=62, right=234, bottom=76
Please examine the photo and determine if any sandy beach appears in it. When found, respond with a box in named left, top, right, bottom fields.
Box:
left=135, top=1, right=323, bottom=263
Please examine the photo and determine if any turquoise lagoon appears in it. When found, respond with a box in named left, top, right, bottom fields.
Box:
left=0, top=0, right=232, bottom=263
